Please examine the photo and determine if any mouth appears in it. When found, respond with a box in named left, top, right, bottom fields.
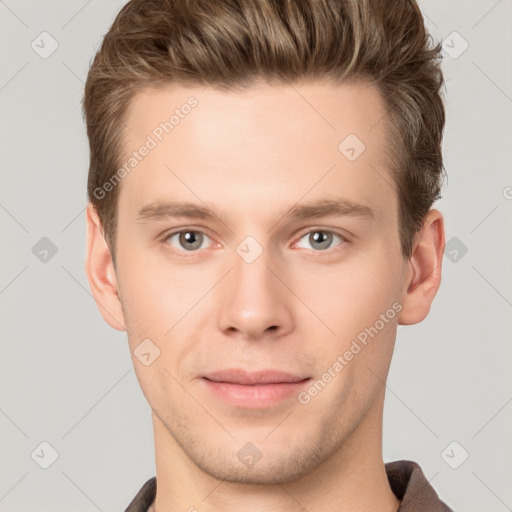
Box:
left=202, top=369, right=312, bottom=408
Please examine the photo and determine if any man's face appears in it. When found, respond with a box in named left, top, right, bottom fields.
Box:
left=110, top=80, right=411, bottom=483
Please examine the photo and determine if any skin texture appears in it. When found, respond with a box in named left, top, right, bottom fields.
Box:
left=85, top=79, right=445, bottom=512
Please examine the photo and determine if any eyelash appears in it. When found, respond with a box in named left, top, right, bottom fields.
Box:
left=160, top=227, right=348, bottom=256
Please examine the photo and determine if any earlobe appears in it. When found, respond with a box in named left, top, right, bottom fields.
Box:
left=397, top=209, right=446, bottom=326
left=84, top=203, right=126, bottom=331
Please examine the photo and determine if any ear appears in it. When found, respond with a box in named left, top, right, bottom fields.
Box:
left=84, top=203, right=126, bottom=331
left=397, top=209, right=446, bottom=325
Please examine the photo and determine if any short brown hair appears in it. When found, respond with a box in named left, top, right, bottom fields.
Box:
left=83, top=0, right=446, bottom=263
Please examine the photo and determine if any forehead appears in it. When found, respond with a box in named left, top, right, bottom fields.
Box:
left=118, top=79, right=397, bottom=226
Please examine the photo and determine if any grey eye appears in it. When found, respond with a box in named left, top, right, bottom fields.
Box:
left=295, top=230, right=344, bottom=251
left=167, top=231, right=211, bottom=251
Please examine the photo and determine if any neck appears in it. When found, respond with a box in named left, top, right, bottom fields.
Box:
left=150, top=388, right=399, bottom=512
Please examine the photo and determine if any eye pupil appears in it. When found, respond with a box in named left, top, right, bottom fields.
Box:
left=310, top=231, right=332, bottom=250
left=180, top=231, right=202, bottom=250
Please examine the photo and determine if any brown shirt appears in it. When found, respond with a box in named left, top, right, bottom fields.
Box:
left=124, top=459, right=454, bottom=512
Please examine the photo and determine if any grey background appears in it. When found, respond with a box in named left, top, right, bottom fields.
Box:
left=1, top=0, right=511, bottom=510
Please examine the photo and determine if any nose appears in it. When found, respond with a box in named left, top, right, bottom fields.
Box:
left=217, top=246, right=294, bottom=340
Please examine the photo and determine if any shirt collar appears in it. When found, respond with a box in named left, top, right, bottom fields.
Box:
left=125, top=459, right=453, bottom=512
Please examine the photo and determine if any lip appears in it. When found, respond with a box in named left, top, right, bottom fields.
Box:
left=202, top=369, right=311, bottom=408
left=203, top=368, right=309, bottom=385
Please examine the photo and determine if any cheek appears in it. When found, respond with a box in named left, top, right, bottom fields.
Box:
left=116, top=247, right=185, bottom=321
left=293, top=252, right=401, bottom=331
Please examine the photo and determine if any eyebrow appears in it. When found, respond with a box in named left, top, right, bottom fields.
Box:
left=136, top=198, right=375, bottom=224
